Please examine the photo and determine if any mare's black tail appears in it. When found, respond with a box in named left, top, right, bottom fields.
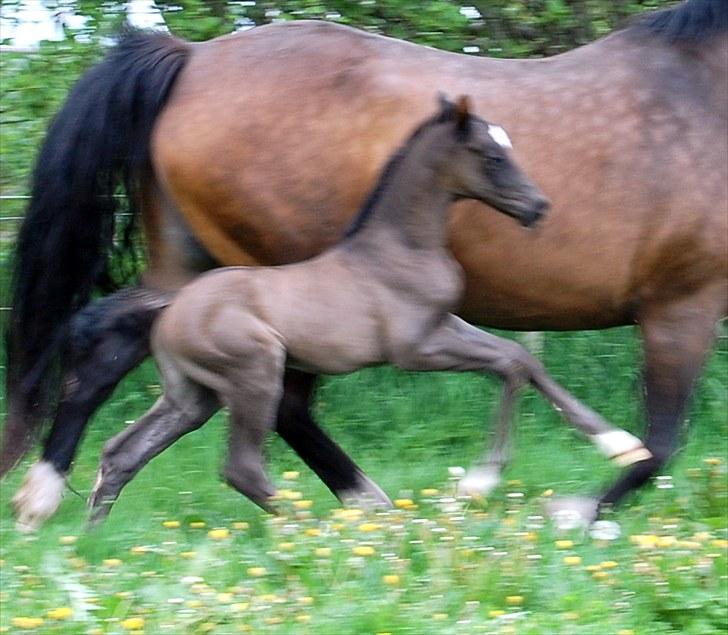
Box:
left=2, top=30, right=190, bottom=475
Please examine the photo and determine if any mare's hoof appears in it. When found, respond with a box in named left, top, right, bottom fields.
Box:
left=545, top=496, right=599, bottom=530
left=12, top=461, right=66, bottom=532
left=339, top=471, right=392, bottom=509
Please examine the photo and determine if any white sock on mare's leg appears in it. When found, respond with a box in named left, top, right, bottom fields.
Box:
left=12, top=460, right=66, bottom=532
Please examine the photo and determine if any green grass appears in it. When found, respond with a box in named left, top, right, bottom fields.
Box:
left=0, top=328, right=726, bottom=634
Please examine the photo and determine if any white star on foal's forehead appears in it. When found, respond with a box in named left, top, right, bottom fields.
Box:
left=488, top=124, right=513, bottom=149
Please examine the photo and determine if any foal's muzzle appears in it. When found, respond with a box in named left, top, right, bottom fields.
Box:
left=520, top=197, right=549, bottom=228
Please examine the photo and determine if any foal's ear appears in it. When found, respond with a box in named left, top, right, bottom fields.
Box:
left=437, top=92, right=455, bottom=117
left=454, top=95, right=472, bottom=139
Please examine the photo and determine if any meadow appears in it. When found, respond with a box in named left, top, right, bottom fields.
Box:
left=0, top=327, right=726, bottom=634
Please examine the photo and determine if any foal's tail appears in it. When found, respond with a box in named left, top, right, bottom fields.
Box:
left=1, top=30, right=190, bottom=476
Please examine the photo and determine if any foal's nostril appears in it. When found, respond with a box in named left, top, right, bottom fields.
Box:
left=533, top=197, right=550, bottom=218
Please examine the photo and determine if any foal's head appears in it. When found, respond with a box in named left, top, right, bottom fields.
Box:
left=435, top=95, right=549, bottom=227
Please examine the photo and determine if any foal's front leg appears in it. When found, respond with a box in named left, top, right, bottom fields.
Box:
left=394, top=315, right=650, bottom=499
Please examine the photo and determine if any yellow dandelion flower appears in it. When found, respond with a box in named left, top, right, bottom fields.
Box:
left=186, top=600, right=203, bottom=608
left=305, top=528, right=321, bottom=537
left=180, top=551, right=197, bottom=559
left=678, top=540, right=702, bottom=549
left=103, top=558, right=123, bottom=568
left=630, top=534, right=659, bottom=548
left=59, top=535, right=77, bottom=545
left=130, top=545, right=149, bottom=554
left=231, top=602, right=249, bottom=612
left=563, top=555, right=582, bottom=566
left=247, top=566, right=267, bottom=577
left=394, top=498, right=415, bottom=509
left=505, top=595, right=523, bottom=605
left=232, top=521, right=249, bottom=530
left=199, top=623, right=216, bottom=632
left=47, top=607, right=73, bottom=620
left=432, top=613, right=448, bottom=620
left=657, top=536, right=677, bottom=548
left=617, top=630, right=635, bottom=635
left=334, top=508, right=363, bottom=520
left=293, top=499, right=313, bottom=509
left=564, top=612, right=580, bottom=620
left=488, top=609, right=505, bottom=618
left=217, top=592, right=233, bottom=604
left=358, top=522, right=381, bottom=532
left=352, top=545, right=375, bottom=556
left=278, top=542, right=295, bottom=551
left=315, top=547, right=331, bottom=557
left=585, top=564, right=601, bottom=572
left=120, top=617, right=144, bottom=630
left=208, top=528, right=230, bottom=540
left=11, top=617, right=44, bottom=629
left=704, top=457, right=722, bottom=465
left=189, top=521, right=206, bottom=529
left=421, top=488, right=439, bottom=496
left=555, top=540, right=574, bottom=549
left=542, top=488, right=554, bottom=497
left=524, top=532, right=538, bottom=542
left=601, top=560, right=619, bottom=569
left=296, top=614, right=312, bottom=623
left=382, top=574, right=400, bottom=585
left=711, top=539, right=728, bottom=549
left=592, top=570, right=610, bottom=580
left=298, top=596, right=314, bottom=605
left=162, top=520, right=180, bottom=528
left=280, top=489, right=303, bottom=500
left=283, top=471, right=300, bottom=480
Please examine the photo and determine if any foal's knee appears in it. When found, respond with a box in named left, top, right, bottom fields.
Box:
left=497, top=340, right=537, bottom=385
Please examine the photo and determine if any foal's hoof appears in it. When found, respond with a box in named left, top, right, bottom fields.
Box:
left=592, top=430, right=652, bottom=467
left=12, top=461, right=66, bottom=532
left=457, top=465, right=501, bottom=499
left=545, top=496, right=599, bottom=530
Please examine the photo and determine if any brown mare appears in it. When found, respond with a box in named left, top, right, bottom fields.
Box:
left=4, top=0, right=727, bottom=529
left=87, top=97, right=647, bottom=524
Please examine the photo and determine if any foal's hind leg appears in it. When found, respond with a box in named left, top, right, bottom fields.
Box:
left=395, top=315, right=649, bottom=499
left=12, top=287, right=168, bottom=532
left=88, top=373, right=218, bottom=525
left=221, top=338, right=287, bottom=512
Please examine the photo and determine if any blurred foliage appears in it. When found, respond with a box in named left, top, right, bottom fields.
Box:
left=0, top=0, right=674, bottom=193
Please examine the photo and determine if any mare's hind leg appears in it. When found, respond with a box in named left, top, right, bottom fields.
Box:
left=395, top=315, right=649, bottom=499
left=275, top=370, right=392, bottom=508
left=88, top=369, right=218, bottom=525
left=12, top=287, right=168, bottom=532
left=597, top=285, right=725, bottom=510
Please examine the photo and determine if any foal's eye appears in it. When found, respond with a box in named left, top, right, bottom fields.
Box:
left=487, top=154, right=505, bottom=167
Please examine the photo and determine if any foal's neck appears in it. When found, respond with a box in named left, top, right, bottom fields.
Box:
left=346, top=127, right=454, bottom=252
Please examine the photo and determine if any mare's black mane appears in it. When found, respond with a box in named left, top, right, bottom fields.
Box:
left=627, top=0, right=728, bottom=43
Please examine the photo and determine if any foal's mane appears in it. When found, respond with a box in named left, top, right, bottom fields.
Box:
left=344, top=109, right=454, bottom=238
left=626, top=0, right=728, bottom=43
